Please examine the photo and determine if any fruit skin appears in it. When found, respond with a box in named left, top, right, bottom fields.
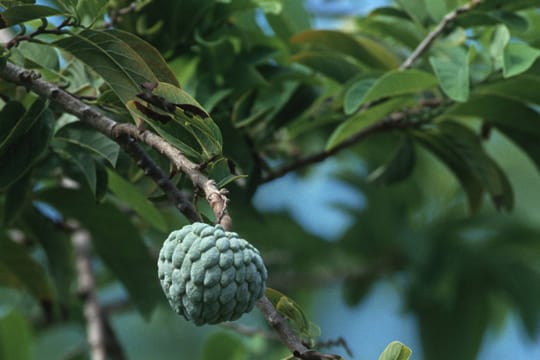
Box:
left=157, top=222, right=268, bottom=325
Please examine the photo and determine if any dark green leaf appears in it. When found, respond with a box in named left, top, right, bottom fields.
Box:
left=0, top=4, right=64, bottom=29
left=343, top=274, right=375, bottom=307
left=291, top=51, right=361, bottom=83
left=107, top=169, right=168, bottom=232
left=0, top=108, right=53, bottom=189
left=202, top=333, right=246, bottom=360
left=0, top=310, right=32, bottom=360
left=0, top=97, right=48, bottom=156
left=327, top=97, right=415, bottom=150
left=54, top=123, right=119, bottom=166
left=2, top=170, right=31, bottom=226
left=360, top=69, right=438, bottom=106
left=378, top=341, right=412, bottom=360
left=265, top=0, right=310, bottom=41
left=430, top=51, right=470, bottom=102
left=478, top=75, right=540, bottom=104
left=105, top=29, right=179, bottom=87
left=291, top=29, right=399, bottom=69
left=368, top=136, right=416, bottom=185
left=0, top=233, right=54, bottom=300
left=23, top=207, right=73, bottom=306
left=36, top=188, right=162, bottom=318
left=54, top=29, right=159, bottom=103
left=414, top=121, right=513, bottom=212
left=448, top=95, right=540, bottom=171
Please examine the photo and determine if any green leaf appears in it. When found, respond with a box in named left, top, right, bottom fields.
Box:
left=430, top=51, right=470, bottom=102
left=36, top=188, right=162, bottom=318
left=202, top=332, right=246, bottom=360
left=54, top=29, right=159, bottom=103
left=0, top=234, right=54, bottom=300
left=414, top=121, right=513, bottom=212
left=490, top=25, right=510, bottom=70
left=478, top=75, right=540, bottom=104
left=0, top=310, right=32, bottom=360
left=343, top=274, right=375, bottom=307
left=2, top=170, right=31, bottom=226
left=448, top=95, right=540, bottom=171
left=368, top=136, right=416, bottom=185
left=291, top=51, right=361, bottom=83
left=344, top=78, right=377, bottom=115
left=327, top=97, right=415, bottom=150
left=0, top=108, right=53, bottom=189
left=503, top=43, right=540, bottom=78
left=54, top=123, right=120, bottom=166
left=0, top=4, right=64, bottom=29
left=291, top=29, right=400, bottom=69
left=105, top=29, right=179, bottom=87
left=378, top=341, right=412, bottom=360
left=23, top=207, right=73, bottom=306
left=106, top=169, right=168, bottom=232
left=359, top=69, right=438, bottom=106
left=0, top=97, right=48, bottom=157
left=15, top=41, right=59, bottom=71
left=0, top=101, right=26, bottom=154
left=265, top=0, right=310, bottom=41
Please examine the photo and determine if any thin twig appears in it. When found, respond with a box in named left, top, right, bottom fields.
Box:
left=400, top=0, right=483, bottom=69
left=6, top=17, right=74, bottom=49
left=263, top=112, right=414, bottom=183
left=73, top=229, right=107, bottom=360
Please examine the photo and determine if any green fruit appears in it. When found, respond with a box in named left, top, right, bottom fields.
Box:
left=157, top=222, right=268, bottom=325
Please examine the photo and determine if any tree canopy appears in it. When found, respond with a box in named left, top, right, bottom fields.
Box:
left=1, top=0, right=540, bottom=359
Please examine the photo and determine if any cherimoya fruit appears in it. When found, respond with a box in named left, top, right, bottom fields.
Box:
left=158, top=222, right=268, bottom=325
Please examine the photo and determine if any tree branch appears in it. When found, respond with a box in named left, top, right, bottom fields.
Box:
left=0, top=61, right=329, bottom=359
left=263, top=112, right=414, bottom=183
left=262, top=1, right=482, bottom=182
left=400, top=0, right=483, bottom=70
left=0, top=62, right=230, bottom=228
left=72, top=229, right=107, bottom=360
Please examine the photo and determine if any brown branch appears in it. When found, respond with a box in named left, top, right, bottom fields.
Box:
left=0, top=61, right=324, bottom=359
left=400, top=0, right=483, bottom=70
left=0, top=62, right=229, bottom=228
left=263, top=112, right=413, bottom=183
left=6, top=17, right=74, bottom=49
left=73, top=229, right=107, bottom=360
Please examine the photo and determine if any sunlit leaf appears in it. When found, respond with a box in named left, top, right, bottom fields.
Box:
left=0, top=4, right=64, bottom=29
left=430, top=51, right=470, bottom=102
left=503, top=43, right=540, bottom=78
left=378, top=341, right=412, bottom=360
left=0, top=310, right=32, bottom=360
left=344, top=78, right=377, bottom=115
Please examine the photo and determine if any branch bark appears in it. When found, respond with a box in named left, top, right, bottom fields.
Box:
left=400, top=0, right=483, bottom=69
left=0, top=62, right=229, bottom=228
left=0, top=61, right=326, bottom=359
left=72, top=229, right=106, bottom=360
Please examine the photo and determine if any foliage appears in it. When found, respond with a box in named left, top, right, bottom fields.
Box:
left=1, top=0, right=540, bottom=359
